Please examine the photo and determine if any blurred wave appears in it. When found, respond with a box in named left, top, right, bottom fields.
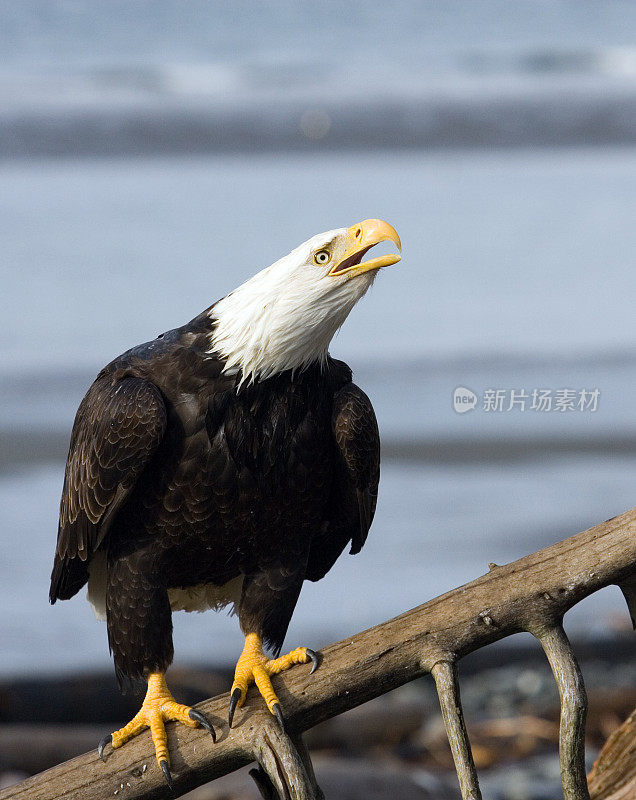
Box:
left=4, top=0, right=636, bottom=156
left=4, top=62, right=636, bottom=156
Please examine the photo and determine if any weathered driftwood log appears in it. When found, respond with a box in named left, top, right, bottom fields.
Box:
left=1, top=506, right=634, bottom=800
left=588, top=706, right=636, bottom=800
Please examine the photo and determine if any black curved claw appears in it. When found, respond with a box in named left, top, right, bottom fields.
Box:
left=305, top=648, right=320, bottom=675
left=228, top=687, right=242, bottom=729
left=97, top=733, right=112, bottom=762
left=272, top=702, right=286, bottom=732
left=160, top=760, right=175, bottom=793
left=189, top=707, right=216, bottom=742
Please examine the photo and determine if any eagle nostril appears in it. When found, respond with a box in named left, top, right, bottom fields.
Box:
left=354, top=227, right=362, bottom=241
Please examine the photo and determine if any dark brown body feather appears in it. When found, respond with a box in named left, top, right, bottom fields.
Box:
left=50, top=311, right=380, bottom=684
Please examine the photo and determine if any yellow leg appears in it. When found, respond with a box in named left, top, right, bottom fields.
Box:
left=98, top=672, right=215, bottom=789
left=228, top=633, right=319, bottom=728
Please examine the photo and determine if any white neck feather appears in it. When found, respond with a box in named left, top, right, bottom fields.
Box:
left=209, top=239, right=375, bottom=385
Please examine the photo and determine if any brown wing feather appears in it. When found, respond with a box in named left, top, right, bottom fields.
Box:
left=305, top=381, right=380, bottom=582
left=50, top=375, right=167, bottom=602
left=332, top=382, right=380, bottom=554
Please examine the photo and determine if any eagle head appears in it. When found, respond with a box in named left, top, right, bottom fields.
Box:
left=211, top=219, right=401, bottom=384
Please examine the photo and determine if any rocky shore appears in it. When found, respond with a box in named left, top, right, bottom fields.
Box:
left=0, top=635, right=633, bottom=799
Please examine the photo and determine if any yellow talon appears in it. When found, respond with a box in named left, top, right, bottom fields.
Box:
left=228, top=633, right=318, bottom=727
left=99, top=672, right=215, bottom=788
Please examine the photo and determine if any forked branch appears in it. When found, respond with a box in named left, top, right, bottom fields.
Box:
left=536, top=625, right=590, bottom=800
left=1, top=507, right=635, bottom=800
left=431, top=660, right=481, bottom=800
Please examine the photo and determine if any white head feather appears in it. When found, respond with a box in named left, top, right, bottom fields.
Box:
left=210, top=227, right=379, bottom=385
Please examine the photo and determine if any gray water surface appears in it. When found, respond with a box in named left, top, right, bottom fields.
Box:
left=1, top=148, right=635, bottom=675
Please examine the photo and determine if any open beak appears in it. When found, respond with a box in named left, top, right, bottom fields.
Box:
left=329, top=219, right=401, bottom=277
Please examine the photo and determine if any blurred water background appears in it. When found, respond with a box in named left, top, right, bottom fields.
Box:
left=1, top=1, right=636, bottom=677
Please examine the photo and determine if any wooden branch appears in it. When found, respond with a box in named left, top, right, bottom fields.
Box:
left=589, top=706, right=636, bottom=800
left=431, top=660, right=481, bottom=800
left=1, top=506, right=635, bottom=800
left=619, top=574, right=636, bottom=629
left=536, top=625, right=590, bottom=800
left=249, top=722, right=319, bottom=800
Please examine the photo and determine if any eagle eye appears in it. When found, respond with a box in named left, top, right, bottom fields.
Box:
left=313, top=249, right=331, bottom=265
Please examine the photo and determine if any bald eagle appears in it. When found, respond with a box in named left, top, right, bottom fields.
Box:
left=50, top=219, right=401, bottom=787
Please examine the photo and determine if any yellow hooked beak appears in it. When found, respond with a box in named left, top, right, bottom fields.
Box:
left=329, top=219, right=402, bottom=277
